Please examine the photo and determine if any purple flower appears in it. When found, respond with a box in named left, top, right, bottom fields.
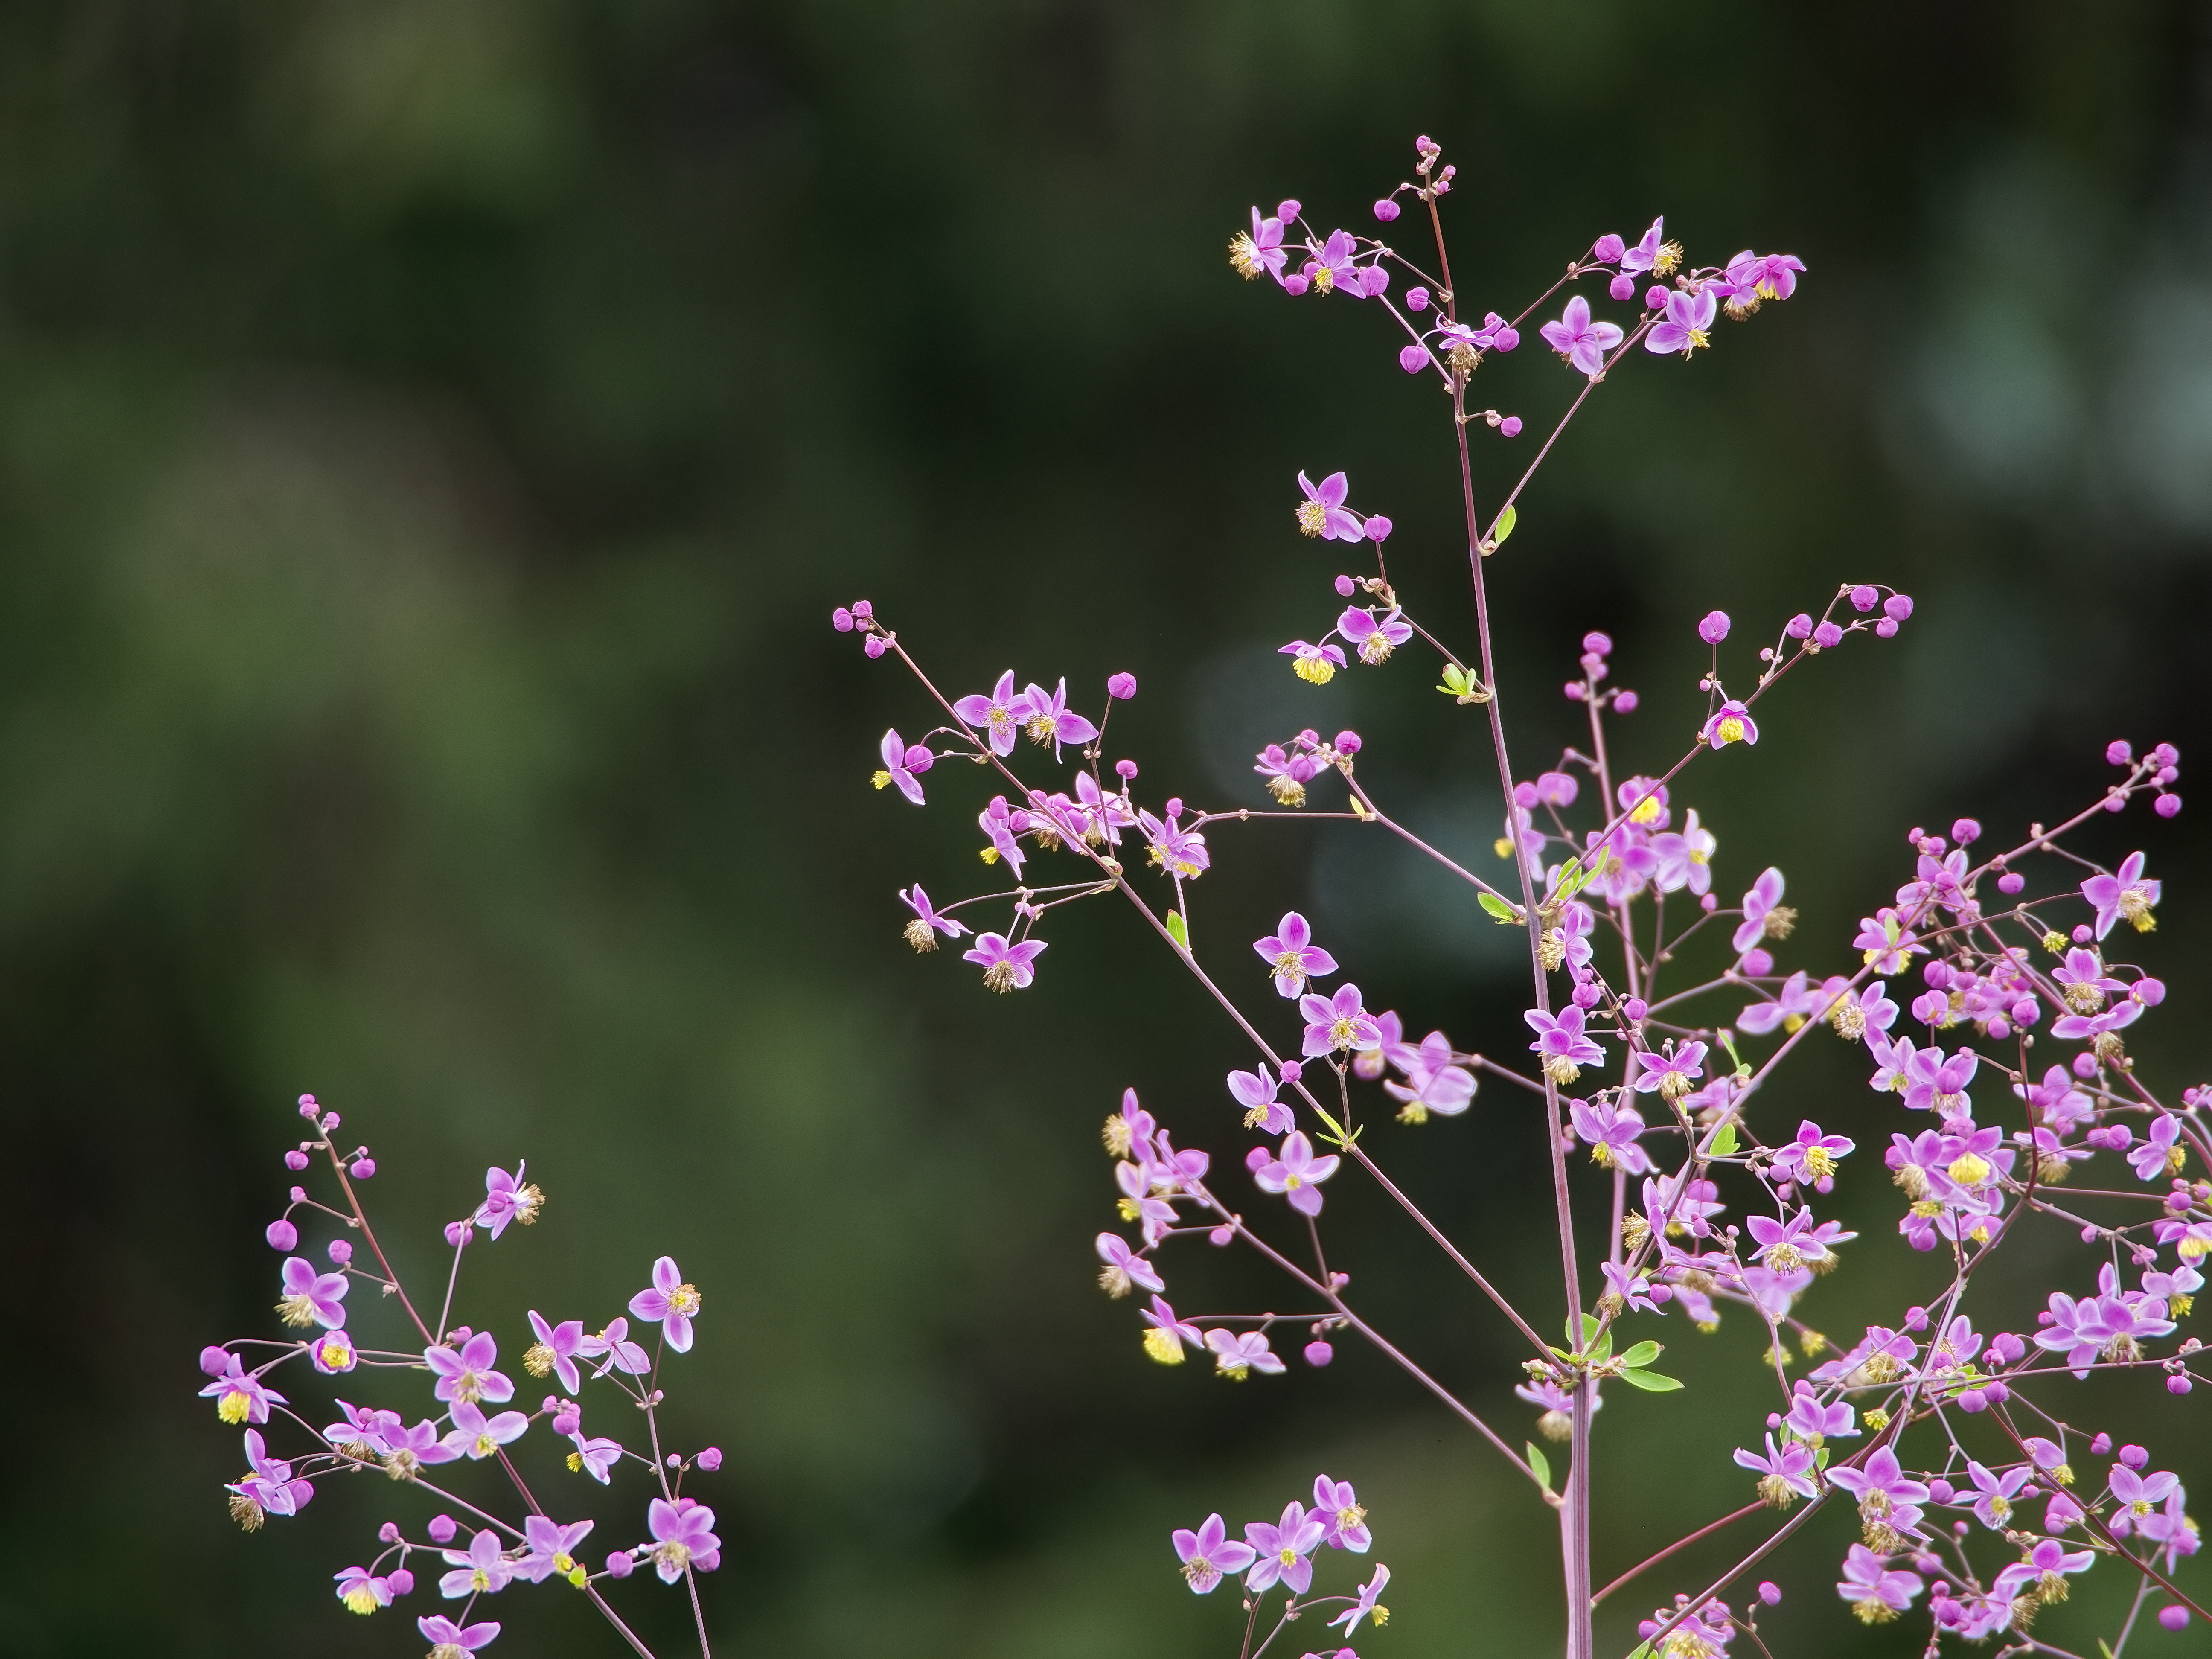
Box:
left=425, top=1333, right=514, bottom=1406
left=579, top=1317, right=652, bottom=1378
left=1732, top=868, right=1789, bottom=954
left=516, top=1515, right=596, bottom=1584
left=1254, top=742, right=1321, bottom=806
left=1381, top=1038, right=1476, bottom=1120
left=1255, top=911, right=1339, bottom=998
left=525, top=1312, right=587, bottom=1395
left=1525, top=1004, right=1604, bottom=1084
left=1993, top=1538, right=2093, bottom=1604
left=1312, top=1475, right=1372, bottom=1551
left=1338, top=606, right=1413, bottom=667
left=2130, top=1113, right=2184, bottom=1182
left=1734, top=1432, right=1819, bottom=1506
left=1646, top=286, right=1717, bottom=357
left=1723, top=249, right=1807, bottom=305
left=1828, top=1446, right=1930, bottom=1523
left=475, top=1164, right=544, bottom=1239
left=1618, top=216, right=1681, bottom=280
left=569, top=1432, right=623, bottom=1484
left=1254, top=1131, right=1341, bottom=1217
left=1332, top=1563, right=1391, bottom=1633
left=626, top=1256, right=701, bottom=1353
left=443, top=1400, right=530, bottom=1462
left=1301, top=982, right=1383, bottom=1057
left=1746, top=1207, right=1832, bottom=1272
left=872, top=728, right=934, bottom=804
left=227, top=1428, right=314, bottom=1525
left=1230, top=207, right=1289, bottom=283
left=1096, top=1231, right=1164, bottom=1298
left=1539, top=294, right=1624, bottom=377
left=1020, top=678, right=1099, bottom=759
left=1172, top=1513, right=1257, bottom=1593
left=1141, top=1296, right=1204, bottom=1366
left=1295, top=470, right=1365, bottom=542
left=381, top=1417, right=460, bottom=1478
left=898, top=883, right=970, bottom=951
left=309, top=1328, right=358, bottom=1374
left=962, top=931, right=1047, bottom=992
left=1228, top=1064, right=1296, bottom=1135
left=1301, top=230, right=1361, bottom=297
left=438, top=1528, right=515, bottom=1600
left=1772, top=1121, right=1855, bottom=1193
left=1782, top=1380, right=1857, bottom=1443
left=201, top=1353, right=285, bottom=1426
left=1205, top=1328, right=1286, bottom=1380
left=1244, top=1501, right=1327, bottom=1592
left=334, top=1564, right=393, bottom=1615
left=952, top=671, right=1032, bottom=757
left=1836, top=1544, right=1923, bottom=1624
left=2082, top=851, right=2160, bottom=938
left=417, top=1615, right=501, bottom=1655
left=1651, top=809, right=1716, bottom=895
left=644, top=1497, right=722, bottom=1582
left=1281, top=638, right=1348, bottom=685
left=323, top=1400, right=404, bottom=1458
left=1630, top=1040, right=1707, bottom=1101
left=1962, top=1461, right=2029, bottom=1529
left=1702, top=699, right=1758, bottom=748
left=275, top=1256, right=349, bottom=1330
left=1569, top=1099, right=1650, bottom=1173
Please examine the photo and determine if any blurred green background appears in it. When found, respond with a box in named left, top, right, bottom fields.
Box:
left=3, top=1, right=2209, bottom=1655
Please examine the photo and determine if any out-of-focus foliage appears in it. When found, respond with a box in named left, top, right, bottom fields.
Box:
left=0, top=2, right=2206, bottom=1655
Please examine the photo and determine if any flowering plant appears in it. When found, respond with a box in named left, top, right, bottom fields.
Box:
left=196, top=1093, right=721, bottom=1658
left=835, top=134, right=2206, bottom=1659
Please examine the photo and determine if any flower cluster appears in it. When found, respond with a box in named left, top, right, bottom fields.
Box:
left=199, top=1097, right=722, bottom=1658
left=1173, top=1477, right=1390, bottom=1658
left=838, top=132, right=2206, bottom=1658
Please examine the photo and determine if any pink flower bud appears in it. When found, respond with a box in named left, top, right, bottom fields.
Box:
left=2157, top=792, right=2182, bottom=817
left=2107, top=740, right=2134, bottom=766
left=1406, top=285, right=1430, bottom=312
left=266, top=1220, right=298, bottom=1252
left=1609, top=273, right=1636, bottom=302
left=2119, top=1443, right=2148, bottom=1468
left=1700, top=893, right=1717, bottom=912
left=283, top=1148, right=310, bottom=1171
left=1645, top=284, right=1669, bottom=310
left=1334, top=574, right=1356, bottom=597
left=387, top=1568, right=414, bottom=1597
left=1564, top=682, right=1586, bottom=700
left=1246, top=1146, right=1271, bottom=1173
left=350, top=1158, right=376, bottom=1180
left=328, top=1239, right=353, bottom=1265
left=428, top=1514, right=457, bottom=1544
left=1905, top=1306, right=1930, bottom=1331
left=378, top=1521, right=402, bottom=1544
left=1624, top=998, right=1648, bottom=1023
left=1114, top=759, right=1137, bottom=779
left=200, top=1345, right=232, bottom=1376
left=1697, top=611, right=1730, bottom=643
left=607, top=1551, right=634, bottom=1580
left=1513, top=782, right=1539, bottom=809
left=1950, top=817, right=1980, bottom=844
left=1757, top=1581, right=1781, bottom=1606
left=1813, top=621, right=1843, bottom=649
left=1500, top=415, right=1523, bottom=437
left=1277, top=199, right=1301, bottom=223
left=2168, top=1376, right=2193, bottom=1398
left=1612, top=690, right=1638, bottom=713
left=1849, top=584, right=1878, bottom=612
left=1398, top=343, right=1430, bottom=374
left=832, top=607, right=855, bottom=632
left=863, top=634, right=887, bottom=658
left=1874, top=617, right=1898, bottom=637
left=1334, top=731, right=1361, bottom=754
left=1883, top=594, right=1913, bottom=621
left=1582, top=632, right=1612, bottom=655
left=1107, top=672, right=1137, bottom=700
left=1304, top=1339, right=1335, bottom=1366
left=1208, top=1223, right=1234, bottom=1246
left=2072, top=924, right=2095, bottom=944
left=1365, top=515, right=1393, bottom=542
left=2136, top=978, right=2166, bottom=1005
left=698, top=1446, right=723, bottom=1471
left=1998, top=871, right=2025, bottom=894
left=1739, top=948, right=1774, bottom=976
left=1373, top=198, right=1400, bottom=222
left=2091, top=1432, right=2113, bottom=1454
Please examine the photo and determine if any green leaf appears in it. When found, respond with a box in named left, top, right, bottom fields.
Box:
left=1568, top=1313, right=1600, bottom=1349
left=1164, top=909, right=1190, bottom=951
left=1478, top=891, right=1523, bottom=925
left=1491, top=504, right=1518, bottom=547
left=1438, top=663, right=1469, bottom=696
left=1815, top=1445, right=1831, bottom=1469
left=1619, top=1340, right=1663, bottom=1370
left=1617, top=1367, right=1685, bottom=1392
left=1525, top=1442, right=1552, bottom=1491
left=1708, top=1121, right=1740, bottom=1158
left=1627, top=1646, right=1655, bottom=1659
left=1310, top=1103, right=1352, bottom=1147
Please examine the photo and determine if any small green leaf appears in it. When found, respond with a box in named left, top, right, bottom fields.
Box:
left=1478, top=891, right=1523, bottom=925
left=1525, top=1442, right=1552, bottom=1490
left=1569, top=1313, right=1601, bottom=1348
left=1311, top=1103, right=1350, bottom=1144
left=1627, top=1645, right=1655, bottom=1659
left=1491, top=504, right=1518, bottom=547
left=1617, top=1367, right=1685, bottom=1392
left=1438, top=664, right=1469, bottom=696
left=1708, top=1121, right=1740, bottom=1158
left=1619, top=1340, right=1663, bottom=1370
left=1164, top=910, right=1190, bottom=951
left=1815, top=1446, right=1831, bottom=1469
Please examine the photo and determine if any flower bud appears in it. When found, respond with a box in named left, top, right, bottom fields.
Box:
left=284, top=1150, right=310, bottom=1171
left=1334, top=731, right=1362, bottom=755
left=1304, top=1340, right=1335, bottom=1366
left=1813, top=621, right=1843, bottom=649
left=2119, top=1443, right=2148, bottom=1469
left=832, top=607, right=855, bottom=632
left=1373, top=198, right=1400, bottom=222
left=199, top=1345, right=232, bottom=1376
left=350, top=1158, right=376, bottom=1180
left=1609, top=273, right=1636, bottom=302
left=298, top=1094, right=320, bottom=1118
left=1500, top=415, right=1523, bottom=437
left=266, top=1220, right=298, bottom=1252
left=1398, top=343, right=1430, bottom=374
left=1883, top=594, right=1913, bottom=621
left=428, top=1514, right=457, bottom=1544
left=1998, top=871, right=2025, bottom=894
left=1406, top=286, right=1430, bottom=311
left=1334, top=575, right=1356, bottom=597
left=2157, top=792, right=2182, bottom=817
left=1697, top=611, right=1731, bottom=644
left=1107, top=672, right=1137, bottom=700
left=698, top=1446, right=723, bottom=1471
left=1757, top=1581, right=1781, bottom=1606
left=1115, top=760, right=1137, bottom=780
left=1849, top=584, right=1878, bottom=612
left=1612, top=690, right=1637, bottom=713
left=607, top=1551, right=634, bottom=1579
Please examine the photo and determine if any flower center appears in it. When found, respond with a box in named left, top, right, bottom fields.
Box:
left=1278, top=1545, right=1300, bottom=1566
left=1714, top=716, right=1745, bottom=745
left=668, top=1284, right=701, bottom=1316
left=218, top=1388, right=251, bottom=1425
left=1948, top=1152, right=1991, bottom=1186
left=1229, top=234, right=1261, bottom=278
left=1803, top=1147, right=1836, bottom=1179
left=2119, top=889, right=2156, bottom=931
left=276, top=1294, right=318, bottom=1329
left=342, top=1584, right=379, bottom=1615
left=1629, top=795, right=1662, bottom=825
left=1295, top=501, right=1327, bottom=537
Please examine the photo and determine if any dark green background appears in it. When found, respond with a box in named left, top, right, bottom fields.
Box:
left=3, top=2, right=2208, bottom=1655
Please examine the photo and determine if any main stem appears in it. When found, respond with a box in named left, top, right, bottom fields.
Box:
left=1449, top=373, right=1592, bottom=1658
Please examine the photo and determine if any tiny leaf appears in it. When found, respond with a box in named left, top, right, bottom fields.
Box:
left=1618, top=1367, right=1685, bottom=1392
left=1526, top=1442, right=1552, bottom=1490
left=1165, top=909, right=1190, bottom=951
left=1619, top=1340, right=1663, bottom=1369
left=1479, top=891, right=1523, bottom=925
left=1492, top=504, right=1518, bottom=547
left=1708, top=1121, right=1740, bottom=1158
